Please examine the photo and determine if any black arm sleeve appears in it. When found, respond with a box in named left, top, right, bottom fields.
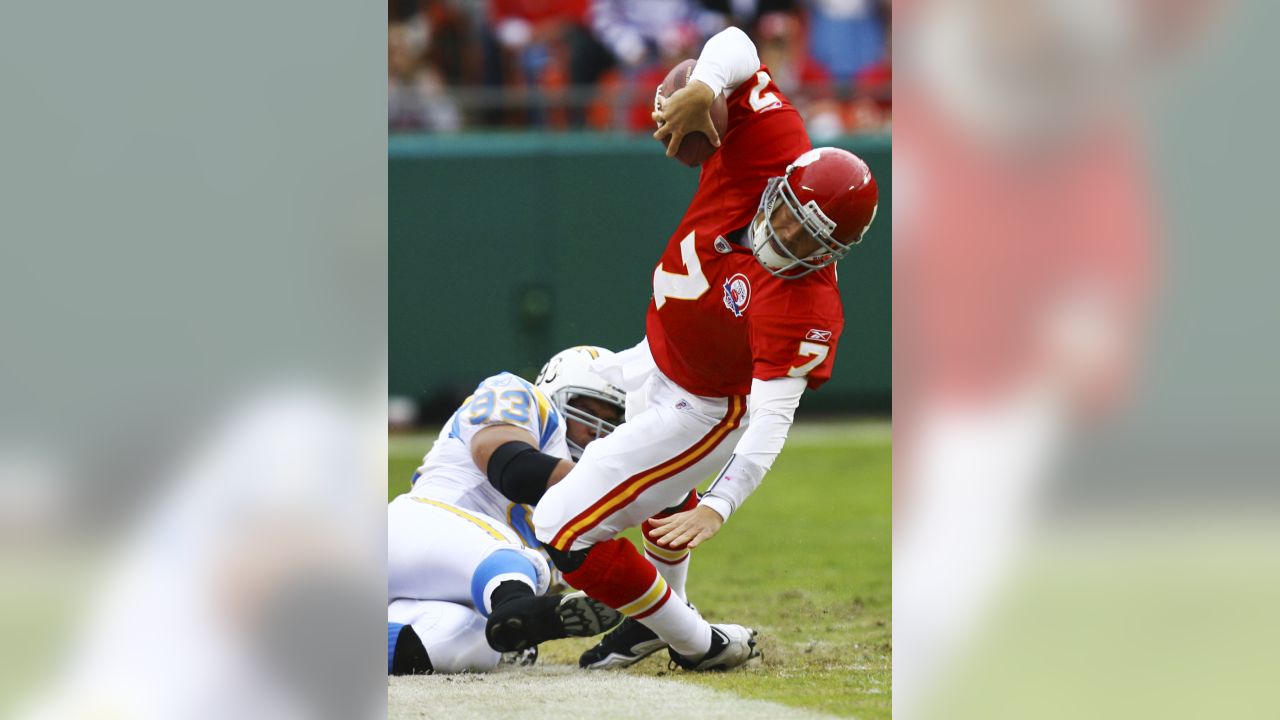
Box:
left=485, top=440, right=563, bottom=505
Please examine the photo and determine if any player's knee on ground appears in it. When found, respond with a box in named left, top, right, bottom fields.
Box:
left=388, top=600, right=502, bottom=674
left=470, top=548, right=547, bottom=616
left=388, top=622, right=433, bottom=675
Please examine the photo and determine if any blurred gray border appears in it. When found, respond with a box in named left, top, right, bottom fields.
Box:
left=0, top=2, right=387, bottom=715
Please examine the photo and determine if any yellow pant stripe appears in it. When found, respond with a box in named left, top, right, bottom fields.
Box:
left=411, top=497, right=507, bottom=541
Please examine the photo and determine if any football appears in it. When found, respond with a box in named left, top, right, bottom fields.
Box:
left=656, top=59, right=729, bottom=168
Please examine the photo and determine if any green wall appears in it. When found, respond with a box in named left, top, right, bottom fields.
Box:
left=390, top=132, right=890, bottom=416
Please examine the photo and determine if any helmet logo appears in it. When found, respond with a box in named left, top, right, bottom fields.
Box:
left=536, top=358, right=560, bottom=384
left=722, top=273, right=752, bottom=317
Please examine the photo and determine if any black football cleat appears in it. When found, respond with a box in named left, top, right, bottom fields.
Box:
left=486, top=591, right=622, bottom=653
left=500, top=645, right=539, bottom=667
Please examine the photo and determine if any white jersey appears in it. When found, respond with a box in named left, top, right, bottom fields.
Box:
left=409, top=372, right=569, bottom=545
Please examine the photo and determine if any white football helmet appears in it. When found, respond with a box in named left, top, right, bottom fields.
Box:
left=534, top=346, right=626, bottom=460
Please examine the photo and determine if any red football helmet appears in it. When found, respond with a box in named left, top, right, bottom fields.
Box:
left=751, top=147, right=880, bottom=278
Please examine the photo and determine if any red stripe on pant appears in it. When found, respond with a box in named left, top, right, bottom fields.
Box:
left=562, top=537, right=672, bottom=617
left=549, top=397, right=745, bottom=551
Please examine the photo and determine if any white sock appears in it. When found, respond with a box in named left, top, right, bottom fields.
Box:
left=643, top=537, right=691, bottom=600
left=636, top=598, right=712, bottom=658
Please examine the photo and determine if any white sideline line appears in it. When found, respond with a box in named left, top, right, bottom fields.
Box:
left=388, top=664, right=847, bottom=720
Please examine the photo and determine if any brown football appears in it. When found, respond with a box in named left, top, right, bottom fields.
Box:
left=656, top=58, right=729, bottom=168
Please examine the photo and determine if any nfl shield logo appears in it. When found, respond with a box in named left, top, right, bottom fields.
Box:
left=722, top=273, right=751, bottom=317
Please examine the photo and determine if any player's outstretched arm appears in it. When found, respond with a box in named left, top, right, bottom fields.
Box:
left=648, top=377, right=805, bottom=550
left=704, top=377, right=807, bottom=519
left=471, top=424, right=575, bottom=504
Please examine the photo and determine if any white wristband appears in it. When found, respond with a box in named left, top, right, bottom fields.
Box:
left=698, top=495, right=733, bottom=523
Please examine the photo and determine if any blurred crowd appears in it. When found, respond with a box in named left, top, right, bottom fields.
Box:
left=389, top=0, right=890, bottom=137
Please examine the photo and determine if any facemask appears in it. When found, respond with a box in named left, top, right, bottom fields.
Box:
left=751, top=214, right=795, bottom=271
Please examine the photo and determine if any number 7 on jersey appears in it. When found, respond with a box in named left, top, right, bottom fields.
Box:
left=653, top=232, right=710, bottom=308
left=788, top=341, right=829, bottom=378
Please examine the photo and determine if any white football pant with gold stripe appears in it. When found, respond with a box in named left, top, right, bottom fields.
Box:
left=388, top=494, right=550, bottom=672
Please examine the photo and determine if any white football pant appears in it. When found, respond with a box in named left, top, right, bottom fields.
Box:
left=534, top=368, right=746, bottom=551
left=388, top=494, right=550, bottom=672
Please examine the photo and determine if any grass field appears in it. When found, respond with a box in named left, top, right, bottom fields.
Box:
left=389, top=419, right=891, bottom=719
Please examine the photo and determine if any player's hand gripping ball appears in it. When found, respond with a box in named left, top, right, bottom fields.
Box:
left=653, top=59, right=729, bottom=168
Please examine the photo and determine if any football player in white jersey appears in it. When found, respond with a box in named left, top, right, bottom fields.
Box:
left=388, top=346, right=628, bottom=675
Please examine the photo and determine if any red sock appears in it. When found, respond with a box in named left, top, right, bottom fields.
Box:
left=563, top=538, right=673, bottom=619
left=565, top=535, right=711, bottom=656
left=660, top=489, right=700, bottom=517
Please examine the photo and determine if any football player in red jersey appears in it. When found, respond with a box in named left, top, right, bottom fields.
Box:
left=483, top=27, right=879, bottom=672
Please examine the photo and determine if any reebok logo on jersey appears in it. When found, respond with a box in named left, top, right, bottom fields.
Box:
left=722, top=274, right=751, bottom=317
left=806, top=329, right=832, bottom=342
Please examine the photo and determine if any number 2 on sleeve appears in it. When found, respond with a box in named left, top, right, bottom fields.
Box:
left=748, top=71, right=780, bottom=112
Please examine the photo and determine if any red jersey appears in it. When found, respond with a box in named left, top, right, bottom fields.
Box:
left=645, top=65, right=845, bottom=398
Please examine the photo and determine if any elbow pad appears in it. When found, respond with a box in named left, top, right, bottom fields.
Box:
left=486, top=441, right=562, bottom=505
